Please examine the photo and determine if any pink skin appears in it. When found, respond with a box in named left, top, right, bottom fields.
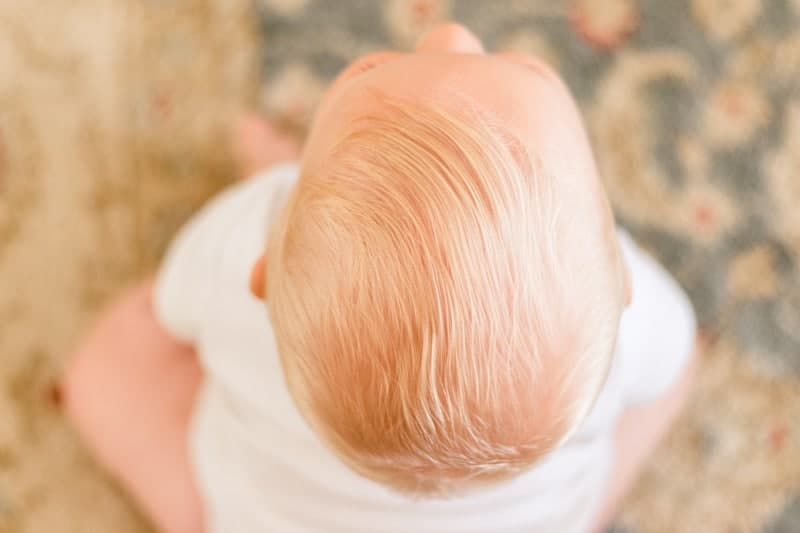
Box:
left=233, top=115, right=299, bottom=177
left=63, top=23, right=691, bottom=533
left=63, top=282, right=205, bottom=533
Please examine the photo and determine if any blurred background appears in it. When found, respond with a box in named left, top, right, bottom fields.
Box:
left=1, top=0, right=798, bottom=531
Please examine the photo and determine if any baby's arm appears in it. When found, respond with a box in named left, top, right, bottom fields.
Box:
left=589, top=344, right=698, bottom=532
left=62, top=281, right=205, bottom=533
left=589, top=231, right=700, bottom=531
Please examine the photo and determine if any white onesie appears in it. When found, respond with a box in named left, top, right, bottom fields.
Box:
left=154, top=163, right=696, bottom=533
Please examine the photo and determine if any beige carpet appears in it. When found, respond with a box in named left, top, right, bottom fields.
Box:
left=1, top=1, right=799, bottom=532
left=0, top=1, right=257, bottom=531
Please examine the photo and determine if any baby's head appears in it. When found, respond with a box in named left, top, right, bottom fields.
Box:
left=251, top=24, right=630, bottom=496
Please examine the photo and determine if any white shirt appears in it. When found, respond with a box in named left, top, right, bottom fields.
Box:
left=154, top=163, right=696, bottom=533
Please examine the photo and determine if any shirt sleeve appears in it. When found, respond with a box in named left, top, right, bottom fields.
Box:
left=153, top=163, right=299, bottom=343
left=152, top=195, right=230, bottom=343
left=615, top=230, right=698, bottom=406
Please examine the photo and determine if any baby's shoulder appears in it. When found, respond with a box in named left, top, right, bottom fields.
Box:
left=182, top=163, right=299, bottom=249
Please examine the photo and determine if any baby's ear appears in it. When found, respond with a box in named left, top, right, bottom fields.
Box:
left=249, top=253, right=268, bottom=300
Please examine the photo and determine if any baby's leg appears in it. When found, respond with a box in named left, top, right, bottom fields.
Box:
left=63, top=281, right=205, bottom=533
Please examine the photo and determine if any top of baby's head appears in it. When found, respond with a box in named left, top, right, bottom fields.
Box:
left=265, top=98, right=626, bottom=497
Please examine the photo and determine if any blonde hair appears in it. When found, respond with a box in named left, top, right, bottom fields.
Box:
left=266, top=97, right=625, bottom=496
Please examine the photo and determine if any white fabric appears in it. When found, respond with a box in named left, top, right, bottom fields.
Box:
left=154, top=163, right=697, bottom=533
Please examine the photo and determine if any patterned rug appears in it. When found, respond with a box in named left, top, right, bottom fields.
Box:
left=1, top=0, right=798, bottom=532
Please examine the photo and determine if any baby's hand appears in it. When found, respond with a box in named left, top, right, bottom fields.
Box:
left=233, top=114, right=300, bottom=179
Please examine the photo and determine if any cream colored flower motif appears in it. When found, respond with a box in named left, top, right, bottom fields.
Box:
left=703, top=82, right=770, bottom=147
left=669, top=181, right=738, bottom=245
left=261, top=0, right=309, bottom=17
left=261, top=63, right=324, bottom=130
left=623, top=341, right=800, bottom=532
left=691, top=0, right=761, bottom=41
left=766, top=101, right=800, bottom=257
left=727, top=245, right=780, bottom=299
left=676, top=136, right=710, bottom=182
left=589, top=50, right=697, bottom=225
left=0, top=35, right=18, bottom=73
left=728, top=37, right=773, bottom=80
left=385, top=0, right=450, bottom=48
left=773, top=33, right=800, bottom=84
left=569, top=0, right=639, bottom=50
left=0, top=34, right=40, bottom=255
left=497, top=31, right=560, bottom=70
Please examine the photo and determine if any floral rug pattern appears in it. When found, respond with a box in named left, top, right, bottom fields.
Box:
left=0, top=0, right=798, bottom=531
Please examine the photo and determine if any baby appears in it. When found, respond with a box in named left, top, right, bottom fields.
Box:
left=64, top=23, right=697, bottom=533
